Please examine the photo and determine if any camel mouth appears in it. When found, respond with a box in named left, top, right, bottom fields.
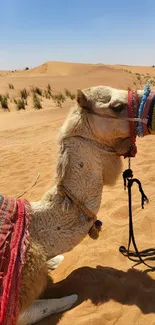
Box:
left=115, top=137, right=132, bottom=157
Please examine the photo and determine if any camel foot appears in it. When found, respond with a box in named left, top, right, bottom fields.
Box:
left=47, top=255, right=64, bottom=270
left=17, top=294, right=78, bottom=325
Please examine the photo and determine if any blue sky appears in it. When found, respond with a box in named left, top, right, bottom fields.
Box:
left=1, top=0, right=155, bottom=69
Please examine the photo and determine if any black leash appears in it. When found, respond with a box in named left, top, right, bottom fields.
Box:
left=119, top=158, right=155, bottom=270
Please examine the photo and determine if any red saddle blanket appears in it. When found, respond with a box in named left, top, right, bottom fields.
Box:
left=0, top=195, right=31, bottom=325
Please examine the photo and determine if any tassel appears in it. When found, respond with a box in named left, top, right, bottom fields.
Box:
left=88, top=220, right=102, bottom=240
left=137, top=83, right=150, bottom=137
left=89, top=226, right=99, bottom=239
left=95, top=219, right=103, bottom=231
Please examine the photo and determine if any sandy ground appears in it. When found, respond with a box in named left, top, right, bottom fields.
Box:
left=1, top=62, right=155, bottom=325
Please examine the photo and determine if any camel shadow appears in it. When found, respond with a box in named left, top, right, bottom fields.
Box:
left=38, top=265, right=155, bottom=324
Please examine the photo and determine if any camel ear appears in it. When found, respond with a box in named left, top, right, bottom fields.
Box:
left=77, top=89, right=91, bottom=110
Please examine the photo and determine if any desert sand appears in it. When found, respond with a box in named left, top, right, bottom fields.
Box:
left=1, top=61, right=155, bottom=325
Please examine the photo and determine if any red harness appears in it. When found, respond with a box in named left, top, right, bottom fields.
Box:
left=124, top=90, right=139, bottom=158
left=125, top=89, right=155, bottom=158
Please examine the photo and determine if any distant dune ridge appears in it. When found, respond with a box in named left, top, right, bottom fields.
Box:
left=0, top=61, right=155, bottom=100
left=24, top=61, right=155, bottom=77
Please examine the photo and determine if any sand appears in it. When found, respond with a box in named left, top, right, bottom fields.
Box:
left=1, top=62, right=155, bottom=325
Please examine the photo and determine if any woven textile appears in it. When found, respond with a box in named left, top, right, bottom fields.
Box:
left=0, top=195, right=31, bottom=325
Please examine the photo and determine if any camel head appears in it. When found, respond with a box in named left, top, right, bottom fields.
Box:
left=60, top=86, right=145, bottom=157
left=77, top=86, right=142, bottom=141
left=76, top=86, right=144, bottom=156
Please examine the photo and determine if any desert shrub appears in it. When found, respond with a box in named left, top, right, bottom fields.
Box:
left=44, top=84, right=52, bottom=98
left=70, top=93, right=76, bottom=100
left=16, top=99, right=26, bottom=110
left=44, top=90, right=51, bottom=99
left=64, top=89, right=76, bottom=100
left=8, top=83, right=14, bottom=89
left=20, top=88, right=29, bottom=99
left=64, top=88, right=71, bottom=97
left=53, top=93, right=66, bottom=107
left=55, top=93, right=65, bottom=102
left=0, top=95, right=9, bottom=109
left=33, top=93, right=42, bottom=109
left=47, top=83, right=51, bottom=91
left=32, top=87, right=42, bottom=96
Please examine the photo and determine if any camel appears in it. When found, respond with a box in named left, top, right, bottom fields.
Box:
left=7, top=86, right=144, bottom=325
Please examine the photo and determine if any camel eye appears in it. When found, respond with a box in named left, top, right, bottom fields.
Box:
left=110, top=104, right=126, bottom=113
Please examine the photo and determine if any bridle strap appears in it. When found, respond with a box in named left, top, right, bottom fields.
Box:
left=57, top=184, right=97, bottom=223
left=86, top=108, right=148, bottom=123
left=125, top=90, right=139, bottom=158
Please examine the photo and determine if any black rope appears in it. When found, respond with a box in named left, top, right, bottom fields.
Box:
left=119, top=163, right=155, bottom=270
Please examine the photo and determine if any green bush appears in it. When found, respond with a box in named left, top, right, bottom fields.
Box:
left=33, top=93, right=42, bottom=109
left=32, top=87, right=42, bottom=96
left=20, top=88, right=29, bottom=99
left=47, top=83, right=51, bottom=91
left=44, top=84, right=52, bottom=98
left=0, top=95, right=9, bottom=109
left=70, top=93, right=76, bottom=100
left=8, top=83, right=14, bottom=89
left=44, top=90, right=51, bottom=99
left=64, top=88, right=76, bottom=100
left=55, top=92, right=65, bottom=102
left=16, top=99, right=26, bottom=110
left=53, top=93, right=66, bottom=107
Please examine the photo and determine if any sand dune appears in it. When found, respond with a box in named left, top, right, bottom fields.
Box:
left=27, top=61, right=99, bottom=76
left=0, top=61, right=148, bottom=103
left=1, top=61, right=155, bottom=325
left=26, top=61, right=155, bottom=77
left=111, top=64, right=155, bottom=76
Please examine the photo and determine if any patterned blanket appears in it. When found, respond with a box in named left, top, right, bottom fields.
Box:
left=0, top=195, right=31, bottom=325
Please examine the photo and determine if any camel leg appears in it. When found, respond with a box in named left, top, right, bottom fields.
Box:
left=17, top=294, right=78, bottom=325
left=47, top=255, right=64, bottom=270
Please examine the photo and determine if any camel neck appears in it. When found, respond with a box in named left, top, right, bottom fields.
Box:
left=29, top=136, right=121, bottom=259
